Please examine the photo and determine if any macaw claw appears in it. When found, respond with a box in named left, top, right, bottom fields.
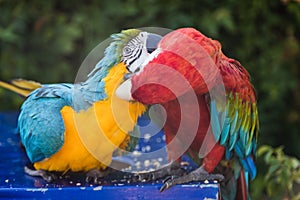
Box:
left=160, top=166, right=224, bottom=192
left=85, top=168, right=112, bottom=184
left=24, top=166, right=58, bottom=182
left=134, top=162, right=186, bottom=182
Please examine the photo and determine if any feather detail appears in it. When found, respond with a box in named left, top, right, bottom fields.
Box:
left=210, top=100, right=221, bottom=142
left=11, top=79, right=42, bottom=90
left=0, top=79, right=41, bottom=97
left=220, top=118, right=230, bottom=146
left=246, top=156, right=257, bottom=179
left=229, top=110, right=238, bottom=145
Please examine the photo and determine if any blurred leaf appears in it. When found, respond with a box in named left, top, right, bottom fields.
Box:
left=0, top=27, right=19, bottom=42
left=256, top=145, right=300, bottom=199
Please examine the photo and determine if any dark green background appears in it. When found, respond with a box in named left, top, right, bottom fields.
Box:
left=1, top=0, right=300, bottom=198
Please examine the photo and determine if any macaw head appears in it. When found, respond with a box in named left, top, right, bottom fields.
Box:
left=116, top=28, right=222, bottom=104
left=88, top=29, right=163, bottom=79
left=75, top=29, right=162, bottom=110
left=119, top=29, right=162, bottom=74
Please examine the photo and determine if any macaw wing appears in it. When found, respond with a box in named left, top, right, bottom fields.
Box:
left=209, top=59, right=259, bottom=180
left=29, top=83, right=73, bottom=103
left=210, top=92, right=259, bottom=179
left=19, top=84, right=73, bottom=162
left=73, top=80, right=107, bottom=111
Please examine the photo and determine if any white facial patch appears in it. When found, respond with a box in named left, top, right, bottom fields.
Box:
left=116, top=79, right=133, bottom=101
left=122, top=32, right=149, bottom=73
left=136, top=48, right=162, bottom=75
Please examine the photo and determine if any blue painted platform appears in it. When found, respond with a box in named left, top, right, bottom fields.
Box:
left=0, top=112, right=220, bottom=199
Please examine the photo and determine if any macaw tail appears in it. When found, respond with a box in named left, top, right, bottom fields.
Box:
left=220, top=163, right=251, bottom=200
left=234, top=169, right=249, bottom=200
left=0, top=79, right=41, bottom=97
left=220, top=171, right=250, bottom=200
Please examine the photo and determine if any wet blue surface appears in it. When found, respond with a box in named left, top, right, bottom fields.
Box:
left=0, top=112, right=219, bottom=199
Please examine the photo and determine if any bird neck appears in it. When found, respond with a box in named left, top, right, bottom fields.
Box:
left=99, top=62, right=128, bottom=97
left=72, top=62, right=127, bottom=112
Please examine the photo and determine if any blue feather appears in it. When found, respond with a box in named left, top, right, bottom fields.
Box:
left=251, top=140, right=257, bottom=155
left=225, top=148, right=232, bottom=160
left=245, top=135, right=254, bottom=156
left=240, top=159, right=250, bottom=174
left=227, top=110, right=238, bottom=151
left=230, top=110, right=238, bottom=136
left=246, top=156, right=257, bottom=179
left=244, top=171, right=249, bottom=188
left=234, top=141, right=257, bottom=181
left=220, top=117, right=230, bottom=145
left=228, top=129, right=238, bottom=151
left=234, top=142, right=244, bottom=158
left=210, top=101, right=221, bottom=142
left=240, top=128, right=249, bottom=152
left=19, top=91, right=68, bottom=162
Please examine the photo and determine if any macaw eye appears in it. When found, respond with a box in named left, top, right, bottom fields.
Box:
left=123, top=46, right=132, bottom=56
left=139, top=32, right=146, bottom=38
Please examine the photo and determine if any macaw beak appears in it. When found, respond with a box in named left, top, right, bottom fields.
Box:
left=124, top=72, right=134, bottom=80
left=146, top=33, right=162, bottom=53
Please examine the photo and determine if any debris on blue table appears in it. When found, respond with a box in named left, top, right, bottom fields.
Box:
left=0, top=112, right=220, bottom=199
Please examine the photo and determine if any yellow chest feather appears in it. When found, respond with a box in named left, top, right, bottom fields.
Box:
left=34, top=63, right=147, bottom=172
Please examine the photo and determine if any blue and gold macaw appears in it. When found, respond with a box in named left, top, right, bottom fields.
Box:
left=0, top=29, right=162, bottom=182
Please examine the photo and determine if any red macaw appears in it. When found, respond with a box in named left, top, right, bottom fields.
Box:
left=117, top=28, right=259, bottom=200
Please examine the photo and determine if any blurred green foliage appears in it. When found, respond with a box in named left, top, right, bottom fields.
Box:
left=1, top=0, right=300, bottom=198
left=253, top=145, right=300, bottom=199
